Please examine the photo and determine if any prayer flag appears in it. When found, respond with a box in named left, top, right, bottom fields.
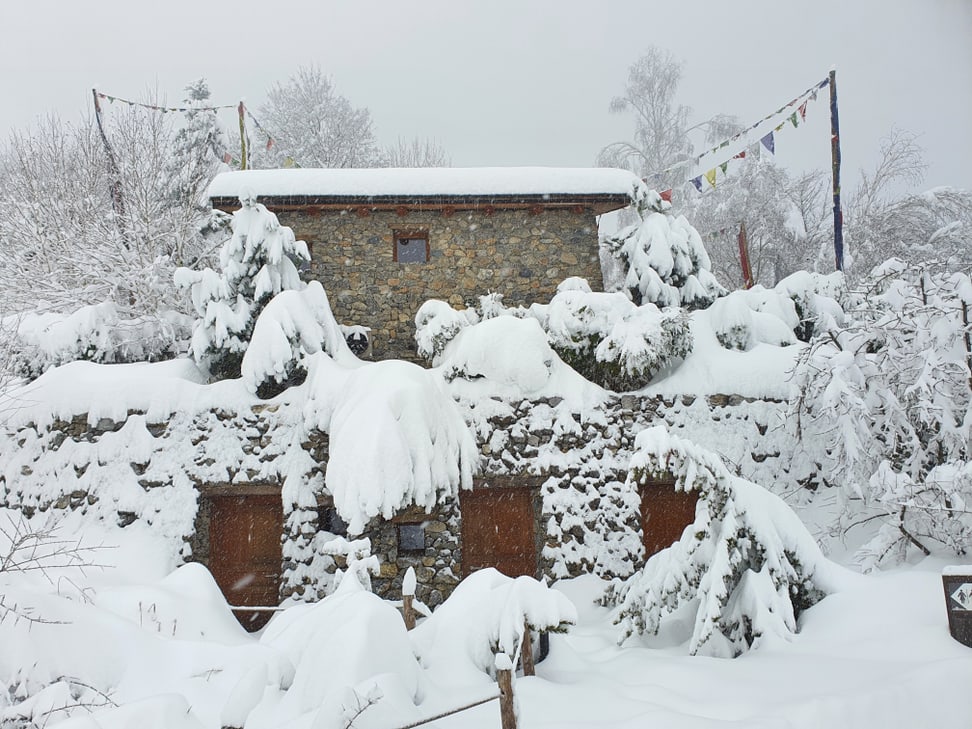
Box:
left=760, top=132, right=775, bottom=155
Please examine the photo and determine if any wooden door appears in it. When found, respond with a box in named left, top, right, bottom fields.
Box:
left=460, top=488, right=536, bottom=578
left=640, top=482, right=698, bottom=559
left=209, top=493, right=282, bottom=631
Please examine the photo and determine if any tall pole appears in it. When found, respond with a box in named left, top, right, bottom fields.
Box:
left=829, top=68, right=844, bottom=271
left=91, top=89, right=129, bottom=248
left=237, top=102, right=248, bottom=170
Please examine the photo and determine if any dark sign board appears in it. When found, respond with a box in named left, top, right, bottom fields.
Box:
left=942, top=573, right=972, bottom=648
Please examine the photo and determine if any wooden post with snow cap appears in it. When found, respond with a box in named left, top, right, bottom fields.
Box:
left=495, top=653, right=518, bottom=729
left=402, top=565, right=416, bottom=631
left=520, top=621, right=535, bottom=677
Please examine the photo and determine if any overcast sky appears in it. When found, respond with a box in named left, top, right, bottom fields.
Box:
left=2, top=1, right=970, bottom=195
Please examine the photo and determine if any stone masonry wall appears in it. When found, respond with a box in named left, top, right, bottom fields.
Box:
left=277, top=207, right=602, bottom=360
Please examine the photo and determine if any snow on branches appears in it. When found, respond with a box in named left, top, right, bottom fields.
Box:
left=603, top=192, right=726, bottom=310
left=175, top=193, right=309, bottom=380
left=415, top=280, right=693, bottom=392
left=788, top=259, right=972, bottom=568
left=606, top=426, right=844, bottom=658
left=241, top=281, right=359, bottom=397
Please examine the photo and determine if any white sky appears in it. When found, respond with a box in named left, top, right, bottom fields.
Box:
left=2, top=0, right=970, bottom=194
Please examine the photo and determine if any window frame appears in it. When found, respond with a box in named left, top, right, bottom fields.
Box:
left=396, top=522, right=427, bottom=554
left=393, top=229, right=430, bottom=263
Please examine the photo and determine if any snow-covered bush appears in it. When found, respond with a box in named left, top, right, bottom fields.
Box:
left=175, top=192, right=309, bottom=381
left=708, top=288, right=798, bottom=352
left=438, top=316, right=557, bottom=392
left=414, top=299, right=474, bottom=363
left=603, top=193, right=726, bottom=310
left=788, top=259, right=972, bottom=568
left=775, top=270, right=846, bottom=341
left=605, top=426, right=845, bottom=658
left=546, top=289, right=692, bottom=391
left=11, top=303, right=192, bottom=379
left=241, top=281, right=358, bottom=398
left=411, top=569, right=576, bottom=681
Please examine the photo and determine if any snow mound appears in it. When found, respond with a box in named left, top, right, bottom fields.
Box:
left=412, top=569, right=577, bottom=688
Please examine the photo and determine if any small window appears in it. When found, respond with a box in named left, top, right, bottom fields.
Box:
left=398, top=523, right=426, bottom=553
left=317, top=504, right=348, bottom=537
left=394, top=230, right=429, bottom=263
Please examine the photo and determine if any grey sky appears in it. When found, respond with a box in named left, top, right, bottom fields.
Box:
left=2, top=0, right=970, bottom=195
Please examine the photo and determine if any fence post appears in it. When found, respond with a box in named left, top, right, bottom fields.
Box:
left=402, top=566, right=416, bottom=631
left=495, top=654, right=517, bottom=729
left=520, top=622, right=535, bottom=677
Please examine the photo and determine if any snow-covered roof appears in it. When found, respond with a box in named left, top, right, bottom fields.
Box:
left=207, top=167, right=644, bottom=202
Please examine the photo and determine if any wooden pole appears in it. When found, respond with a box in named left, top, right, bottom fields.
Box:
left=520, top=623, right=535, bottom=677
left=737, top=221, right=754, bottom=289
left=829, top=69, right=844, bottom=271
left=91, top=89, right=129, bottom=248
left=237, top=102, right=248, bottom=170
left=496, top=655, right=518, bottom=729
left=403, top=594, right=416, bottom=631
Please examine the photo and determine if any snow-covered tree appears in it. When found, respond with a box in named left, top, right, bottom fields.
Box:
left=788, top=259, right=972, bottom=568
left=166, top=79, right=229, bottom=242
left=597, top=48, right=738, bottom=192
left=0, top=91, right=228, bottom=373
left=254, top=65, right=379, bottom=169
left=605, top=427, right=846, bottom=658
left=379, top=136, right=450, bottom=168
left=686, top=158, right=828, bottom=288
left=175, top=193, right=309, bottom=380
left=241, top=281, right=358, bottom=398
left=603, top=190, right=726, bottom=309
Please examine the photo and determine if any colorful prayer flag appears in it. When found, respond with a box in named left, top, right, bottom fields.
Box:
left=704, top=169, right=717, bottom=188
left=760, top=132, right=775, bottom=155
left=789, top=112, right=799, bottom=128
left=691, top=176, right=703, bottom=192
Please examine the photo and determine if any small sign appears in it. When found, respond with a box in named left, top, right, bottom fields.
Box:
left=951, top=583, right=972, bottom=611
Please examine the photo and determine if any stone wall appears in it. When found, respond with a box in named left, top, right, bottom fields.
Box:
left=277, top=207, right=602, bottom=360
left=0, top=390, right=799, bottom=609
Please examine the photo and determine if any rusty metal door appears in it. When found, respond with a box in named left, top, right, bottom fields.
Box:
left=640, top=482, right=698, bottom=559
left=209, top=493, right=282, bottom=631
left=460, top=488, right=536, bottom=578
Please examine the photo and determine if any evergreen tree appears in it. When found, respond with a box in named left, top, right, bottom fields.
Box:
left=603, top=189, right=726, bottom=309
left=175, top=192, right=309, bottom=380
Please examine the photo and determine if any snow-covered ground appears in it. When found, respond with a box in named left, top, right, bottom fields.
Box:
left=2, top=509, right=971, bottom=729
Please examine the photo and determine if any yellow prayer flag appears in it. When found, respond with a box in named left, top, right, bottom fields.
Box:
left=704, top=168, right=717, bottom=188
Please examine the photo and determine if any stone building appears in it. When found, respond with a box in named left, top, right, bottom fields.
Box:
left=208, top=167, right=639, bottom=360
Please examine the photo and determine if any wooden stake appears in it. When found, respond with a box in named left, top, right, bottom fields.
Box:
left=497, top=664, right=517, bottom=729
left=403, top=594, right=416, bottom=631
left=520, top=623, right=535, bottom=677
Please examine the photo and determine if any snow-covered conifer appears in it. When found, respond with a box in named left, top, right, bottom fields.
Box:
left=175, top=193, right=309, bottom=380
left=603, top=190, right=726, bottom=310
left=606, top=427, right=845, bottom=657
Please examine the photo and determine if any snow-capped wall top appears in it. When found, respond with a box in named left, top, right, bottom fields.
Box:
left=208, top=167, right=645, bottom=201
